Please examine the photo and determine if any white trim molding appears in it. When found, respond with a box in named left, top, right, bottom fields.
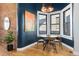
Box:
left=17, top=42, right=37, bottom=51
left=61, top=4, right=73, bottom=40
left=62, top=42, right=73, bottom=51
left=17, top=41, right=73, bottom=51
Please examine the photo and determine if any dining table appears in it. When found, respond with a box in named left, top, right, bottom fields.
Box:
left=43, top=37, right=57, bottom=52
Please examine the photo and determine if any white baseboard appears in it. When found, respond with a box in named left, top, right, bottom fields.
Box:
left=17, top=42, right=73, bottom=52
left=62, top=42, right=73, bottom=51
left=17, top=42, right=37, bottom=51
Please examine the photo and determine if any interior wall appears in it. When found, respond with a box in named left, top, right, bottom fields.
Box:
left=18, top=4, right=37, bottom=48
left=0, top=3, right=17, bottom=49
left=73, top=3, right=79, bottom=55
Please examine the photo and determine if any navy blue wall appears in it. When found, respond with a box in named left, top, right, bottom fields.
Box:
left=18, top=4, right=38, bottom=48
left=61, top=37, right=74, bottom=48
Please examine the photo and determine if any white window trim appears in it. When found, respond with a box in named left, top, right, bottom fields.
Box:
left=61, top=4, right=73, bottom=40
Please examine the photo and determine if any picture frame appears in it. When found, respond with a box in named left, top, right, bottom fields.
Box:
left=24, top=11, right=35, bottom=32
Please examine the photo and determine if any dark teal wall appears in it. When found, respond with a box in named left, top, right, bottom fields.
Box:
left=18, top=4, right=37, bottom=48
left=61, top=37, right=74, bottom=48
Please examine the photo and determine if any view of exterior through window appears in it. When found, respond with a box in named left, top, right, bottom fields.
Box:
left=39, top=14, right=47, bottom=34
left=50, top=14, right=60, bottom=34
left=63, top=8, right=70, bottom=36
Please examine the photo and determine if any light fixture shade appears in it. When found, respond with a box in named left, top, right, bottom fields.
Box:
left=48, top=6, right=54, bottom=12
left=41, top=6, right=47, bottom=12
left=41, top=4, right=54, bottom=13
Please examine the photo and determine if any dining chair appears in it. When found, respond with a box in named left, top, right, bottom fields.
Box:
left=49, top=37, right=57, bottom=53
left=43, top=36, right=57, bottom=53
left=54, top=37, right=63, bottom=49
left=43, top=35, right=52, bottom=51
left=37, top=37, right=45, bottom=48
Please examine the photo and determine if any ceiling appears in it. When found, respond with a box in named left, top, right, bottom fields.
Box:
left=18, top=3, right=69, bottom=14
left=31, top=3, right=69, bottom=11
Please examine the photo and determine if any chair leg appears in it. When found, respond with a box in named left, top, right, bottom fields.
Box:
left=51, top=43, right=57, bottom=53
left=53, top=44, right=57, bottom=53
left=43, top=43, right=47, bottom=51
left=59, top=42, right=63, bottom=49
left=37, top=42, right=39, bottom=48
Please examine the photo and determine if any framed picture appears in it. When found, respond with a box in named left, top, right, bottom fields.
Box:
left=24, top=11, right=35, bottom=32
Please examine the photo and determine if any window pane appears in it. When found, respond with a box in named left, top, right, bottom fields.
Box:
left=51, top=25, right=59, bottom=31
left=56, top=17, right=60, bottom=24
left=39, top=25, right=46, bottom=34
left=51, top=14, right=59, bottom=24
left=63, top=9, right=70, bottom=36
left=39, top=14, right=47, bottom=34
left=51, top=25, right=59, bottom=34
left=39, top=14, right=46, bottom=24
left=50, top=14, right=60, bottom=34
left=40, top=25, right=46, bottom=31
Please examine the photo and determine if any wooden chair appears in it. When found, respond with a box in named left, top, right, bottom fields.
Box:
left=49, top=37, right=57, bottom=53
left=54, top=37, right=63, bottom=49
left=37, top=37, right=45, bottom=48
left=43, top=36, right=57, bottom=53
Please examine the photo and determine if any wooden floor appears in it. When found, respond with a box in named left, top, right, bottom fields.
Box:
left=0, top=43, right=73, bottom=56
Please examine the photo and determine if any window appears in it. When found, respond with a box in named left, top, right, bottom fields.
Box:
left=50, top=14, right=60, bottom=34
left=39, top=14, right=47, bottom=34
left=63, top=8, right=70, bottom=36
left=37, top=11, right=60, bottom=36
